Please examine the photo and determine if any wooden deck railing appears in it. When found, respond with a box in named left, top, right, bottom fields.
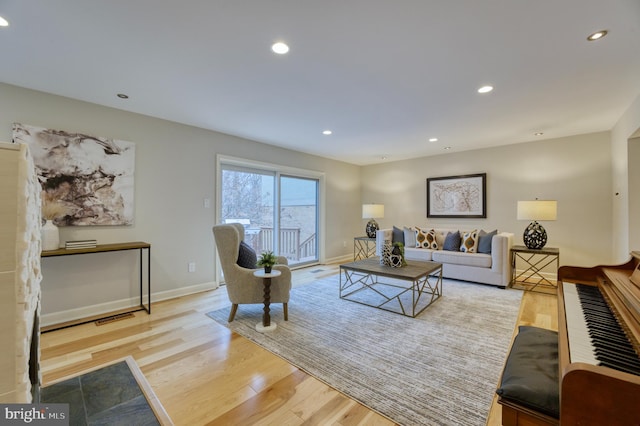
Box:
left=245, top=227, right=316, bottom=262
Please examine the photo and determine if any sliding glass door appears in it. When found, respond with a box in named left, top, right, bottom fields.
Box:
left=220, top=163, right=319, bottom=267
left=279, top=175, right=318, bottom=265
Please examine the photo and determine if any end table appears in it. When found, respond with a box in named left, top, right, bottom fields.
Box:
left=510, top=245, right=559, bottom=293
left=253, top=269, right=281, bottom=332
left=354, top=236, right=376, bottom=260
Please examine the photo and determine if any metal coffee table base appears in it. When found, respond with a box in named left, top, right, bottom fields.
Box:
left=339, top=260, right=443, bottom=317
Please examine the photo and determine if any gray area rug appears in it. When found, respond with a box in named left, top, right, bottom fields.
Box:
left=206, top=274, right=523, bottom=426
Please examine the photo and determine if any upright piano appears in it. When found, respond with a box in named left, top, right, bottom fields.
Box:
left=557, top=251, right=640, bottom=424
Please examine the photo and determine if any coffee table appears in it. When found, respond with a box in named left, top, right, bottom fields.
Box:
left=339, top=258, right=443, bottom=317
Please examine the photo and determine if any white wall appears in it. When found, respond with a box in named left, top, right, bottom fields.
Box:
left=629, top=137, right=640, bottom=253
left=2, top=81, right=637, bottom=324
left=361, top=132, right=613, bottom=268
left=0, top=83, right=362, bottom=324
left=611, top=94, right=640, bottom=261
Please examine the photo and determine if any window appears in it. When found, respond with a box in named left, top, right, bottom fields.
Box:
left=218, top=156, right=322, bottom=272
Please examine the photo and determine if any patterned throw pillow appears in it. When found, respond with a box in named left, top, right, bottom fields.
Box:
left=237, top=240, right=257, bottom=268
left=460, top=229, right=479, bottom=253
left=415, top=227, right=438, bottom=249
left=443, top=231, right=461, bottom=251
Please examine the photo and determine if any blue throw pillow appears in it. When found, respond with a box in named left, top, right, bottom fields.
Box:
left=392, top=226, right=404, bottom=245
left=237, top=241, right=257, bottom=268
left=478, top=229, right=497, bottom=254
left=443, top=231, right=461, bottom=251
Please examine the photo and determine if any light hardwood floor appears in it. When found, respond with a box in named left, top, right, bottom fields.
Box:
left=39, top=264, right=557, bottom=426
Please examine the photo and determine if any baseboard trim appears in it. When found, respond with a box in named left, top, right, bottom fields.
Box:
left=325, top=254, right=353, bottom=264
left=40, top=281, right=218, bottom=328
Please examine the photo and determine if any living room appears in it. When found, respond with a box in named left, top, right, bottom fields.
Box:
left=2, top=1, right=640, bottom=425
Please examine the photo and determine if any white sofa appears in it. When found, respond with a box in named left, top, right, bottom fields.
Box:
left=376, top=227, right=514, bottom=288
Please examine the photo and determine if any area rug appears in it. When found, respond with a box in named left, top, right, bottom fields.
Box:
left=41, top=356, right=172, bottom=425
left=206, top=275, right=523, bottom=426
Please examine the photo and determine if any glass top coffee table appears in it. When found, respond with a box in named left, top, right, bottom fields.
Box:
left=339, top=258, right=443, bottom=317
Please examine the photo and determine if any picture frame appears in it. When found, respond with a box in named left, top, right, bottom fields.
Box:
left=427, top=173, right=486, bottom=218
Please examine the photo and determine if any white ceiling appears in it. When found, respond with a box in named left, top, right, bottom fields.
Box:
left=1, top=1, right=639, bottom=165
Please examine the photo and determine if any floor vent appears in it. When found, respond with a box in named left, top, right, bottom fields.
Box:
left=310, top=269, right=325, bottom=273
left=95, top=312, right=135, bottom=326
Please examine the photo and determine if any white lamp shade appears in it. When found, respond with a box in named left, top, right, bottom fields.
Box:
left=362, top=204, right=384, bottom=219
left=517, top=200, right=557, bottom=221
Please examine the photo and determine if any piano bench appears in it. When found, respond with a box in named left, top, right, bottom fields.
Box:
left=496, top=326, right=560, bottom=426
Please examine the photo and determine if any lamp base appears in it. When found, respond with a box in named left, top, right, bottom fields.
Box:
left=366, top=219, right=379, bottom=238
left=523, top=221, right=547, bottom=249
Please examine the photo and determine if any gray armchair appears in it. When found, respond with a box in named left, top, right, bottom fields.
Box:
left=212, top=223, right=291, bottom=322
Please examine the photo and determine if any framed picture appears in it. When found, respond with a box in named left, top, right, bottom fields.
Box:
left=427, top=173, right=486, bottom=218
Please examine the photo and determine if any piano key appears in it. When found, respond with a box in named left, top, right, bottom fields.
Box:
left=563, top=283, right=599, bottom=364
left=573, top=283, right=640, bottom=374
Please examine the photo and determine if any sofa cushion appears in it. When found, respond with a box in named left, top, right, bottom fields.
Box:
left=460, top=229, right=479, bottom=253
left=404, top=247, right=433, bottom=261
left=415, top=227, right=438, bottom=249
left=237, top=241, right=257, bottom=269
left=403, top=227, right=416, bottom=248
left=432, top=250, right=492, bottom=267
left=443, top=231, right=461, bottom=251
left=478, top=229, right=497, bottom=254
left=392, top=226, right=404, bottom=245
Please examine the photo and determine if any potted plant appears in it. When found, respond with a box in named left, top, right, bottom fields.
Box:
left=257, top=250, right=278, bottom=273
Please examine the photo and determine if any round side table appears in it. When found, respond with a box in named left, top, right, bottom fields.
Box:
left=253, top=269, right=281, bottom=332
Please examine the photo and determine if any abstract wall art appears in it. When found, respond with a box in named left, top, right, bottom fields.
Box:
left=427, top=173, right=486, bottom=218
left=13, top=123, right=135, bottom=226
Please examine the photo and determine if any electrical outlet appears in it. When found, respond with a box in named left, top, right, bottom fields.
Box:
left=203, top=198, right=211, bottom=208
left=188, top=262, right=196, bottom=272
left=343, top=240, right=347, bottom=248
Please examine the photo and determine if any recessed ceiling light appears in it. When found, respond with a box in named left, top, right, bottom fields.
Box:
left=0, top=16, right=9, bottom=27
left=587, top=30, right=608, bottom=41
left=322, top=130, right=332, bottom=135
left=534, top=132, right=544, bottom=136
left=117, top=93, right=129, bottom=99
left=444, top=146, right=451, bottom=150
left=428, top=138, right=438, bottom=142
left=271, top=42, right=289, bottom=54
left=477, top=85, right=494, bottom=94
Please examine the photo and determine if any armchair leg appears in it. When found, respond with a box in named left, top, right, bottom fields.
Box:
left=228, top=304, right=238, bottom=322
left=283, top=303, right=288, bottom=321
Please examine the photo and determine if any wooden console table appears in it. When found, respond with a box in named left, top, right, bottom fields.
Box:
left=41, top=242, right=151, bottom=331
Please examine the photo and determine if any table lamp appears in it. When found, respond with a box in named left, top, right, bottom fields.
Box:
left=517, top=200, right=557, bottom=249
left=362, top=204, right=384, bottom=238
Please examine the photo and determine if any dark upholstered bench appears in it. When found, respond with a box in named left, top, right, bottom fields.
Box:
left=496, top=326, right=560, bottom=426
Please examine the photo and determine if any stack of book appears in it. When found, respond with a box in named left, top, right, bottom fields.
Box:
left=65, top=239, right=97, bottom=249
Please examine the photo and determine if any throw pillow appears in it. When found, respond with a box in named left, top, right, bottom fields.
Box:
left=443, top=231, right=461, bottom=251
left=435, top=230, right=445, bottom=249
left=237, top=241, right=257, bottom=269
left=403, top=227, right=416, bottom=248
left=478, top=229, right=497, bottom=254
left=415, top=227, right=438, bottom=249
left=392, top=226, right=404, bottom=245
left=460, top=229, right=479, bottom=253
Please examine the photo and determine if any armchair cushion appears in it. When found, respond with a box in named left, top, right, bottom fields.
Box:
left=237, top=241, right=257, bottom=269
